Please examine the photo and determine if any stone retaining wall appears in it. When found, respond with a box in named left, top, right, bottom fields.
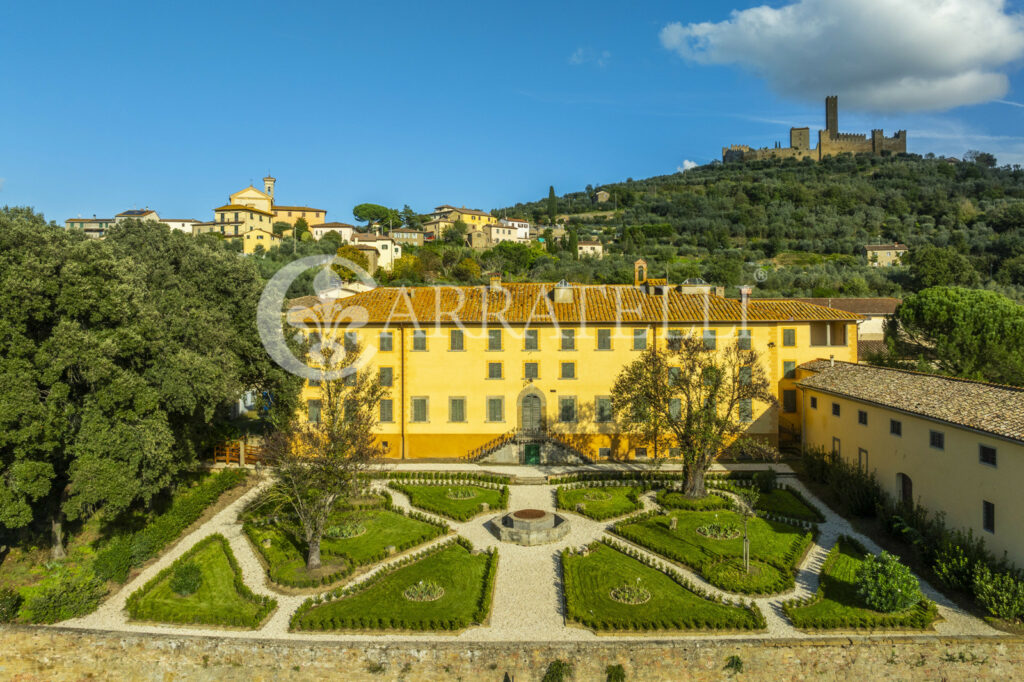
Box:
left=1, top=627, right=1022, bottom=681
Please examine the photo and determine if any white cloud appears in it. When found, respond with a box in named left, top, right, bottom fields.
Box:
left=569, top=47, right=611, bottom=67
left=660, top=0, right=1024, bottom=112
left=678, top=160, right=699, bottom=172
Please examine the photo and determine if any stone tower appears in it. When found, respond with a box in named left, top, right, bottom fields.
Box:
left=825, top=96, right=838, bottom=137
left=263, top=175, right=276, bottom=201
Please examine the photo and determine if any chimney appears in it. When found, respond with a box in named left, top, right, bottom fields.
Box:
left=715, top=286, right=725, bottom=298
left=489, top=275, right=502, bottom=291
left=739, top=286, right=751, bottom=306
left=553, top=279, right=573, bottom=304
left=830, top=354, right=835, bottom=368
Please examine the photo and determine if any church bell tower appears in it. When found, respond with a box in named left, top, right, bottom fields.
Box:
left=263, top=175, right=276, bottom=201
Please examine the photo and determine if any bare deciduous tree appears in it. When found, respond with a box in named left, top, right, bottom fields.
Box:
left=263, top=340, right=387, bottom=570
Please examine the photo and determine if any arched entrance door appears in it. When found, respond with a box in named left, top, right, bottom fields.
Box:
left=897, top=473, right=913, bottom=507
left=521, top=394, right=542, bottom=434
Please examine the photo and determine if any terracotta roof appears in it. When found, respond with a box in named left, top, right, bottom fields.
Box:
left=316, top=222, right=355, bottom=229
left=215, top=204, right=275, bottom=216
left=578, top=240, right=602, bottom=246
left=66, top=218, right=113, bottom=223
left=159, top=218, right=200, bottom=223
left=793, top=298, right=901, bottom=315
left=434, top=205, right=490, bottom=217
left=273, top=205, right=325, bottom=212
left=857, top=339, right=888, bottom=358
left=864, top=243, right=908, bottom=251
left=351, top=233, right=393, bottom=242
left=797, top=360, right=1024, bottom=444
left=288, top=284, right=863, bottom=327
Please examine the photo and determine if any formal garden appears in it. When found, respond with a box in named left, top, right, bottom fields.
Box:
left=386, top=478, right=510, bottom=522
left=556, top=484, right=643, bottom=520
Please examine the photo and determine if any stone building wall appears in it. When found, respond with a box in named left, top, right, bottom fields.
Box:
left=1, top=627, right=1022, bottom=681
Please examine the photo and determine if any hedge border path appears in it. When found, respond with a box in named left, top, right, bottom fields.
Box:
left=56, top=469, right=999, bottom=642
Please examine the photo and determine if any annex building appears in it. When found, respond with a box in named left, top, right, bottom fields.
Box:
left=723, top=96, right=907, bottom=163
left=289, top=262, right=860, bottom=462
left=798, top=360, right=1024, bottom=567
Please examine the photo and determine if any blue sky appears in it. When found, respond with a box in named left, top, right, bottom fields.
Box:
left=2, top=0, right=1022, bottom=224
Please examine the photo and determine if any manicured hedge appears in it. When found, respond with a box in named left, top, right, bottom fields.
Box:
left=611, top=510, right=816, bottom=595
left=125, top=534, right=276, bottom=629
left=244, top=506, right=449, bottom=589
left=562, top=540, right=766, bottom=632
left=549, top=471, right=755, bottom=486
left=94, top=469, right=249, bottom=583
left=782, top=535, right=937, bottom=630
left=706, top=480, right=825, bottom=523
left=388, top=482, right=508, bottom=521
left=384, top=471, right=512, bottom=485
left=290, top=537, right=497, bottom=632
left=656, top=490, right=733, bottom=511
left=556, top=484, right=643, bottom=521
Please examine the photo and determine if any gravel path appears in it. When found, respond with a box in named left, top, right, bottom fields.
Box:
left=58, top=468, right=1000, bottom=642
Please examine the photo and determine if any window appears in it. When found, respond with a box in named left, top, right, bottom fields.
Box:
left=450, top=329, right=464, bottom=351
left=308, top=378, right=321, bottom=387
left=666, top=328, right=683, bottom=350
left=488, top=328, right=502, bottom=351
left=379, top=367, right=393, bottom=387
left=782, top=390, right=797, bottom=413
left=449, top=397, right=466, bottom=422
left=559, top=397, right=577, bottom=422
left=858, top=448, right=868, bottom=472
left=597, top=328, right=612, bottom=350
left=307, top=399, right=322, bottom=423
left=344, top=331, right=357, bottom=349
left=738, top=329, right=751, bottom=351
left=524, top=328, right=538, bottom=351
left=979, top=444, right=997, bottom=467
left=831, top=403, right=841, bottom=417
left=560, top=362, right=575, bottom=379
left=983, top=501, right=995, bottom=533
left=633, top=328, right=647, bottom=350
left=703, top=328, right=717, bottom=350
left=598, top=447, right=612, bottom=459
left=832, top=437, right=841, bottom=458
left=890, top=419, right=902, bottom=436
left=782, top=328, right=796, bottom=347
left=858, top=410, right=868, bottom=426
left=783, top=361, right=796, bottom=379
left=379, top=331, right=393, bottom=351
left=412, top=329, right=427, bottom=351
left=635, top=447, right=648, bottom=459
left=739, top=398, right=753, bottom=423
left=560, top=328, right=575, bottom=350
left=524, top=362, right=539, bottom=380
left=929, top=430, right=945, bottom=450
left=343, top=373, right=356, bottom=387
left=669, top=398, right=682, bottom=420
left=379, top=399, right=393, bottom=422
left=411, top=397, right=428, bottom=422
left=487, top=362, right=503, bottom=379
left=669, top=367, right=682, bottom=387
left=810, top=396, right=818, bottom=409
left=596, top=397, right=612, bottom=422
left=487, top=397, right=504, bottom=422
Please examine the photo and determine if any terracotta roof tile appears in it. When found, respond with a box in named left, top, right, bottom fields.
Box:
left=793, top=298, right=901, bottom=315
left=798, top=360, right=1024, bottom=443
left=288, top=284, right=863, bottom=327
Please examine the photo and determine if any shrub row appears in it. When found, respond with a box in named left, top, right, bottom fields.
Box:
left=245, top=506, right=449, bottom=589
left=781, top=535, right=937, bottom=630
left=16, top=565, right=106, bottom=624
left=125, top=534, right=276, bottom=629
left=0, top=587, right=22, bottom=623
left=564, top=539, right=767, bottom=631
left=384, top=471, right=512, bottom=485
left=94, top=469, right=249, bottom=583
left=290, top=538, right=496, bottom=632
left=802, top=447, right=1024, bottom=623
left=610, top=513, right=815, bottom=595
left=387, top=482, right=509, bottom=521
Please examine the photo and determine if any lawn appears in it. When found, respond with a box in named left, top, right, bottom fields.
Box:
left=656, top=490, right=732, bottom=511
left=783, top=538, right=937, bottom=630
left=562, top=543, right=764, bottom=631
left=244, top=507, right=446, bottom=588
left=125, top=534, right=275, bottom=628
left=557, top=486, right=642, bottom=520
left=389, top=483, right=508, bottom=521
left=755, top=488, right=824, bottom=522
left=612, top=510, right=813, bottom=594
left=291, top=540, right=497, bottom=631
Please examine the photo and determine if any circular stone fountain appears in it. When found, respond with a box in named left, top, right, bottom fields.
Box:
left=494, top=508, right=570, bottom=546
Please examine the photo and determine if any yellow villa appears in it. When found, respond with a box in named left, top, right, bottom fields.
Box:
left=242, top=228, right=282, bottom=254
left=797, top=360, right=1024, bottom=567
left=289, top=262, right=860, bottom=463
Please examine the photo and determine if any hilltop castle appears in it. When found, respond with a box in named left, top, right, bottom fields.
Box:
left=722, top=96, right=906, bottom=163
